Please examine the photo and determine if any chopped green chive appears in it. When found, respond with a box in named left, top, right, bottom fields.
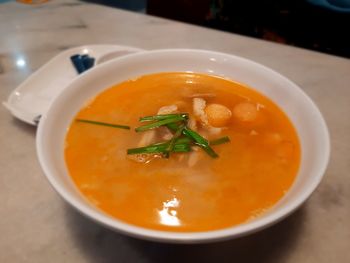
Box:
left=183, top=127, right=209, bottom=145
left=164, top=124, right=186, bottom=158
left=210, top=136, right=231, bottom=145
left=76, top=119, right=130, bottom=130
left=127, top=142, right=191, bottom=155
left=174, top=137, right=192, bottom=144
left=197, top=144, right=219, bottom=158
left=135, top=116, right=187, bottom=132
left=79, top=113, right=230, bottom=160
left=166, top=122, right=179, bottom=132
left=183, top=127, right=219, bottom=158
left=140, top=113, right=188, bottom=122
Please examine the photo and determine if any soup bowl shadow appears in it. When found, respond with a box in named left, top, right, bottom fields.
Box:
left=64, top=203, right=306, bottom=263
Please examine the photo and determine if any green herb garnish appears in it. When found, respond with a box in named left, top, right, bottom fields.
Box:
left=76, top=119, right=130, bottom=130
left=183, top=127, right=219, bottom=158
left=140, top=113, right=188, bottom=122
left=77, top=113, right=230, bottom=159
left=210, top=136, right=231, bottom=145
left=129, top=113, right=228, bottom=159
left=164, top=124, right=186, bottom=158
left=135, top=115, right=187, bottom=132
left=127, top=140, right=192, bottom=155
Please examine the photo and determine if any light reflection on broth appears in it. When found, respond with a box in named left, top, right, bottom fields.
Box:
left=65, top=72, right=300, bottom=232
left=158, top=197, right=181, bottom=226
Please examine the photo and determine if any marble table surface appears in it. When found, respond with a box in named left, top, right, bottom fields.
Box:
left=1, top=0, right=349, bottom=262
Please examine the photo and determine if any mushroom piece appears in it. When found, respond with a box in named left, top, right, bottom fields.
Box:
left=188, top=117, right=197, bottom=131
left=193, top=97, right=208, bottom=125
left=158, top=104, right=178, bottom=115
left=137, top=130, right=156, bottom=147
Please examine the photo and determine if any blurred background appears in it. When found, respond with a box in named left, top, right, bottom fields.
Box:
left=80, top=0, right=350, bottom=58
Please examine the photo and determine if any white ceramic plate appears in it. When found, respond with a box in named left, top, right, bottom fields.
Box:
left=37, top=49, right=330, bottom=243
left=3, top=44, right=143, bottom=125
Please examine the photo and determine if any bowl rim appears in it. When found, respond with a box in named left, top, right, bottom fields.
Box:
left=36, top=48, right=330, bottom=243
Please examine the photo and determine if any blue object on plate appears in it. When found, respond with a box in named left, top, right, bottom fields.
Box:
left=70, top=54, right=95, bottom=74
left=81, top=55, right=95, bottom=71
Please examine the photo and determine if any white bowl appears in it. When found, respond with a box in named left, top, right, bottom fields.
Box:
left=36, top=49, right=330, bottom=243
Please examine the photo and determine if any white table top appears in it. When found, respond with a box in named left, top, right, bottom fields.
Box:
left=1, top=0, right=349, bottom=262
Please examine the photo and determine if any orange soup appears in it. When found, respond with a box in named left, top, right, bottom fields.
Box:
left=65, top=72, right=300, bottom=232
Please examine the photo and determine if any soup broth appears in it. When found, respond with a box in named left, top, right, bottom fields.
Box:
left=65, top=72, right=300, bottom=232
